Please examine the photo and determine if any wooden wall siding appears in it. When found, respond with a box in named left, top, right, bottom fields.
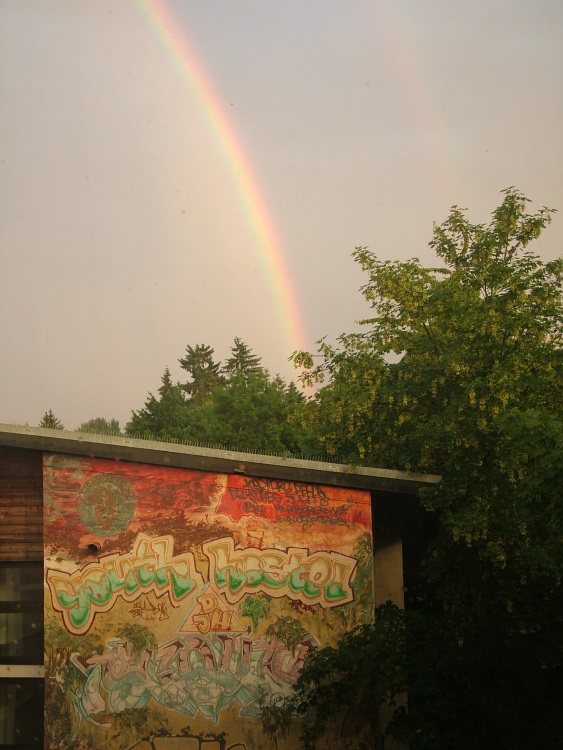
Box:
left=0, top=447, right=43, bottom=561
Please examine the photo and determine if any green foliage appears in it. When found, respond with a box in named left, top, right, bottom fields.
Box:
left=259, top=692, right=292, bottom=750
left=210, top=370, right=305, bottom=453
left=126, top=366, right=190, bottom=439
left=266, top=615, right=307, bottom=655
left=179, top=343, right=225, bottom=405
left=350, top=533, right=374, bottom=624
left=126, top=339, right=310, bottom=454
left=280, top=602, right=406, bottom=750
left=223, top=337, right=263, bottom=381
left=76, top=416, right=121, bottom=434
left=39, top=409, right=64, bottom=429
left=239, top=593, right=273, bottom=630
left=294, top=189, right=563, bottom=748
left=116, top=622, right=157, bottom=657
left=44, top=619, right=103, bottom=661
left=44, top=619, right=105, bottom=748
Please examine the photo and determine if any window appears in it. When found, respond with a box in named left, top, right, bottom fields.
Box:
left=0, top=563, right=43, bottom=748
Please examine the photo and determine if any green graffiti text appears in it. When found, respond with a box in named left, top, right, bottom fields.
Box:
left=47, top=534, right=204, bottom=635
left=203, top=537, right=357, bottom=607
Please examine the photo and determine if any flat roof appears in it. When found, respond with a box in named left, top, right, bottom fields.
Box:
left=0, top=423, right=440, bottom=495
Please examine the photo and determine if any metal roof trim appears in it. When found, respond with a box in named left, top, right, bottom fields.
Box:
left=0, top=424, right=440, bottom=494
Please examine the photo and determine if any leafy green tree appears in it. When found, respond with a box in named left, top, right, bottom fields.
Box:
left=278, top=378, right=312, bottom=455
left=128, top=347, right=309, bottom=454
left=179, top=344, right=224, bottom=405
left=283, top=602, right=406, bottom=750
left=76, top=417, right=121, bottom=434
left=293, top=189, right=563, bottom=749
left=223, top=337, right=263, bottom=382
left=126, top=366, right=189, bottom=438
left=39, top=409, right=64, bottom=429
left=210, top=370, right=306, bottom=454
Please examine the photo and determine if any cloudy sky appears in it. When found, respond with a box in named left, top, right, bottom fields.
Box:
left=1, top=0, right=561, bottom=430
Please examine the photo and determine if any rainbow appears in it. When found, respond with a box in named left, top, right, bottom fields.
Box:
left=135, top=0, right=307, bottom=356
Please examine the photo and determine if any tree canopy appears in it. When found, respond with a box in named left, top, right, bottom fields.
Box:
left=76, top=417, right=121, bottom=434
left=223, top=336, right=263, bottom=381
left=126, top=338, right=309, bottom=454
left=42, top=189, right=561, bottom=749
left=178, top=343, right=224, bottom=405
left=290, top=189, right=562, bottom=749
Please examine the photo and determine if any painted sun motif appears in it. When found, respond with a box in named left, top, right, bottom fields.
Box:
left=77, top=473, right=137, bottom=537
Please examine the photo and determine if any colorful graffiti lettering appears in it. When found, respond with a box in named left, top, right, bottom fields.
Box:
left=204, top=537, right=357, bottom=607
left=47, top=535, right=357, bottom=635
left=47, top=534, right=204, bottom=635
left=218, top=476, right=360, bottom=528
left=183, top=589, right=245, bottom=635
left=71, top=629, right=317, bottom=726
left=44, top=459, right=373, bottom=750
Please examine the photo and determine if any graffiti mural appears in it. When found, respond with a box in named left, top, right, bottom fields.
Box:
left=44, top=455, right=373, bottom=750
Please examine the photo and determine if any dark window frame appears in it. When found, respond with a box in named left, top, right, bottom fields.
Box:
left=0, top=562, right=44, bottom=748
left=0, top=677, right=44, bottom=749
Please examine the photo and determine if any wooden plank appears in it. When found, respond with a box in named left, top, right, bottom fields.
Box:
left=0, top=506, right=43, bottom=517
left=0, top=524, right=44, bottom=534
left=0, top=504, right=43, bottom=515
left=0, top=504, right=42, bottom=515
left=0, top=481, right=43, bottom=494
left=0, top=448, right=43, bottom=478
left=0, top=538, right=43, bottom=548
left=0, top=545, right=43, bottom=559
left=0, top=446, right=43, bottom=561
left=0, top=550, right=44, bottom=559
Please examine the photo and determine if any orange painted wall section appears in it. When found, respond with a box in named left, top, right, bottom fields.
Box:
left=44, top=454, right=374, bottom=750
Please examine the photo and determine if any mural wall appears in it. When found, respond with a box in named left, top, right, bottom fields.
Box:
left=44, top=454, right=374, bottom=750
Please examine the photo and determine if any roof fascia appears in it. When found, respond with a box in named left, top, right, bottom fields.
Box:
left=0, top=424, right=440, bottom=495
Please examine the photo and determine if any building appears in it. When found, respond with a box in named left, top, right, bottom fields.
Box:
left=0, top=424, right=439, bottom=750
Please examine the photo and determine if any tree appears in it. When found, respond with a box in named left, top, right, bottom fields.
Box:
left=210, top=371, right=308, bottom=454
left=282, top=603, right=406, bottom=750
left=157, top=366, right=175, bottom=398
left=293, top=189, right=563, bottom=749
left=127, top=345, right=310, bottom=454
left=39, top=409, right=64, bottom=430
left=178, top=344, right=224, bottom=405
left=126, top=367, right=189, bottom=439
left=76, top=417, right=121, bottom=434
left=223, top=337, right=263, bottom=382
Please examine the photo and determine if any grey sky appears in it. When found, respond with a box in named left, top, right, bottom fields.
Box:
left=1, top=0, right=561, bottom=429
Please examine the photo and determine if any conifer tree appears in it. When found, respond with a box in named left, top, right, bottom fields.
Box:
left=178, top=344, right=224, bottom=405
left=39, top=409, right=64, bottom=430
left=223, top=337, right=263, bottom=382
left=126, top=367, right=187, bottom=438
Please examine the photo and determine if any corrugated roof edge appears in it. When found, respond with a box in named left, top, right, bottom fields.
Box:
left=0, top=423, right=440, bottom=494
